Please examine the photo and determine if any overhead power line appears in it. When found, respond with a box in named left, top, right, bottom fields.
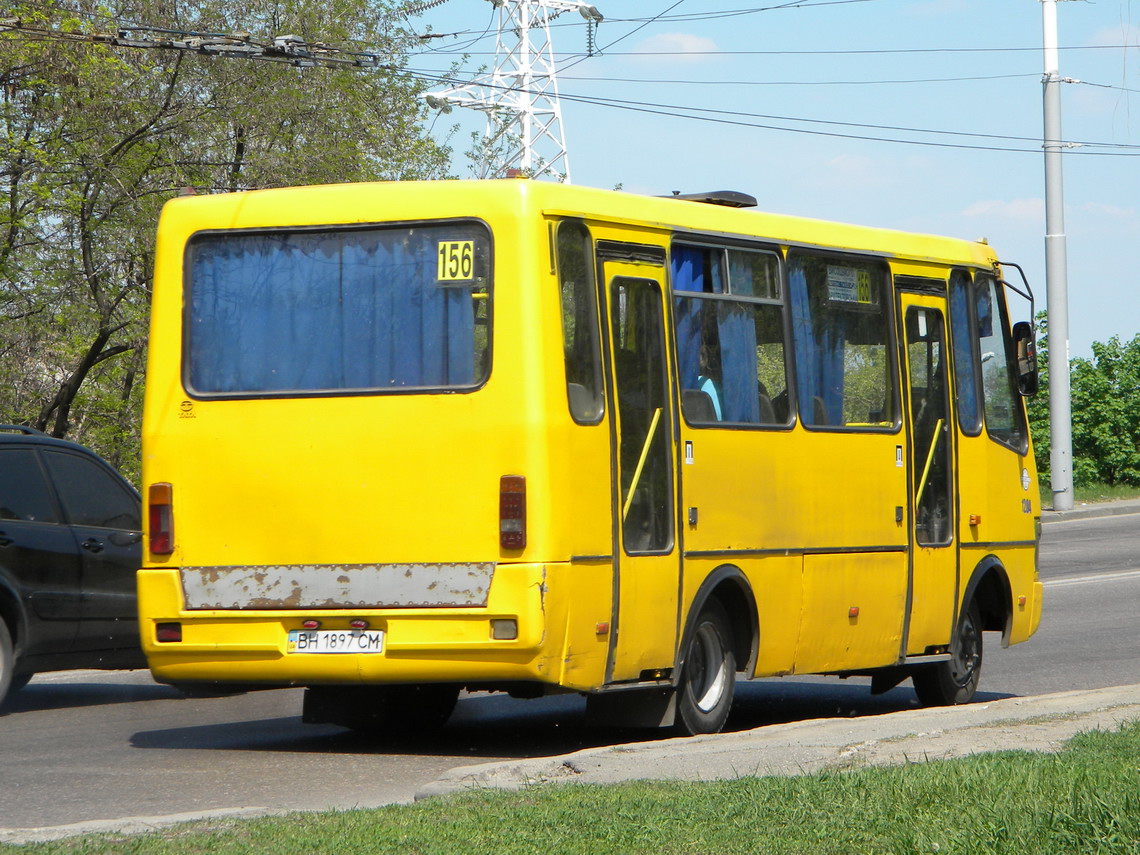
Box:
left=614, top=0, right=886, bottom=21
left=409, top=43, right=1139, bottom=59
left=414, top=67, right=1043, bottom=87
left=552, top=90, right=1139, bottom=155
left=405, top=67, right=1140, bottom=156
left=6, top=8, right=1136, bottom=159
left=0, top=17, right=385, bottom=68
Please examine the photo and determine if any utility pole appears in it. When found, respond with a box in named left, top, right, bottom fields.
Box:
left=423, top=0, right=603, bottom=182
left=1041, top=0, right=1074, bottom=511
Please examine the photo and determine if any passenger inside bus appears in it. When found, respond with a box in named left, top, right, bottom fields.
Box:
left=696, top=343, right=724, bottom=420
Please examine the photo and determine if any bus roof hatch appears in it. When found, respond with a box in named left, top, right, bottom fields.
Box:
left=665, top=190, right=758, bottom=209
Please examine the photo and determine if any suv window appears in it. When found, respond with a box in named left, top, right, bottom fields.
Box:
left=0, top=448, right=58, bottom=523
left=43, top=451, right=141, bottom=530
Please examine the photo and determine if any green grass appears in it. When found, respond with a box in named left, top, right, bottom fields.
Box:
left=1041, top=481, right=1140, bottom=509
left=6, top=721, right=1140, bottom=855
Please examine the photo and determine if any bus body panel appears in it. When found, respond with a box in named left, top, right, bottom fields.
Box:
left=795, top=552, right=907, bottom=674
left=140, top=179, right=1041, bottom=715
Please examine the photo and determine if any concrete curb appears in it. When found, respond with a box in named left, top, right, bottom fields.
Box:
left=1042, top=498, right=1140, bottom=522
left=0, top=808, right=273, bottom=845
left=416, top=684, right=1140, bottom=801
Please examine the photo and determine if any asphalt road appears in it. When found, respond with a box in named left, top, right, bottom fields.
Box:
left=1, top=507, right=1137, bottom=834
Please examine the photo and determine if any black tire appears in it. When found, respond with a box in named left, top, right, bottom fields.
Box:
left=8, top=672, right=31, bottom=694
left=382, top=684, right=460, bottom=732
left=913, top=599, right=983, bottom=706
left=303, top=683, right=459, bottom=734
left=0, top=620, right=14, bottom=709
left=675, top=599, right=736, bottom=735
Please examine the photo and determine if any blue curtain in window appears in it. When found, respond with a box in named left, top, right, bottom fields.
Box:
left=820, top=324, right=845, bottom=425
left=671, top=246, right=705, bottom=389
left=718, top=302, right=759, bottom=423
left=788, top=263, right=845, bottom=425
left=671, top=246, right=759, bottom=422
left=189, top=230, right=476, bottom=394
left=949, top=277, right=980, bottom=430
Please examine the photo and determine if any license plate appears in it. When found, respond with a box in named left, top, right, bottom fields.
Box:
left=287, top=629, right=385, bottom=654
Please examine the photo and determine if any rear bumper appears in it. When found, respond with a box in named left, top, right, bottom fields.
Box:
left=138, top=563, right=563, bottom=687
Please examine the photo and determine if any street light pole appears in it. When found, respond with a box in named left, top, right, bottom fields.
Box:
left=1041, top=0, right=1074, bottom=511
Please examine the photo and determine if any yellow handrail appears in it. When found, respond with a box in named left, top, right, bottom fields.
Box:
left=623, top=407, right=663, bottom=522
left=915, top=418, right=945, bottom=510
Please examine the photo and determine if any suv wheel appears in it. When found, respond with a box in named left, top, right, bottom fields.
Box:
left=0, top=620, right=14, bottom=708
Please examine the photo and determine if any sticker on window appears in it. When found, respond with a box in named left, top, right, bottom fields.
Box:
left=437, top=240, right=475, bottom=283
left=827, top=266, right=874, bottom=305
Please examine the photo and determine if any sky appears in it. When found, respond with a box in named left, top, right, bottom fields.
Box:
left=406, top=0, right=1140, bottom=360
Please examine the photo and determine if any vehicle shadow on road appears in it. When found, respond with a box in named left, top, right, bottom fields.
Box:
left=127, top=677, right=1019, bottom=761
left=727, top=678, right=1016, bottom=730
left=128, top=691, right=655, bottom=760
left=0, top=681, right=184, bottom=715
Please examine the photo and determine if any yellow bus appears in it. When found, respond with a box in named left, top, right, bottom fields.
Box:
left=139, top=179, right=1043, bottom=735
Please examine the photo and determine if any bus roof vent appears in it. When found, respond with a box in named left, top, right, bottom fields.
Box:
left=664, top=190, right=758, bottom=209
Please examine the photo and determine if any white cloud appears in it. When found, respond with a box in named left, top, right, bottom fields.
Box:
left=631, top=33, right=718, bottom=63
left=902, top=0, right=973, bottom=17
left=1069, top=84, right=1121, bottom=119
left=1086, top=24, right=1140, bottom=47
left=961, top=198, right=1045, bottom=222
left=1079, top=202, right=1137, bottom=219
left=821, top=154, right=881, bottom=187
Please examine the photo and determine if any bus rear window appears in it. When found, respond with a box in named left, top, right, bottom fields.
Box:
left=185, top=222, right=491, bottom=396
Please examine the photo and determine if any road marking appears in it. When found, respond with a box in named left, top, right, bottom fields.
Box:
left=1043, top=510, right=1140, bottom=525
left=1044, top=569, right=1140, bottom=588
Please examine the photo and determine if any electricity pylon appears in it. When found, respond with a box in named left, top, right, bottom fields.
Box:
left=424, top=0, right=602, bottom=182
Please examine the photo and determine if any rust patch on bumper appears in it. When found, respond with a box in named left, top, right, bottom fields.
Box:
left=179, top=563, right=495, bottom=610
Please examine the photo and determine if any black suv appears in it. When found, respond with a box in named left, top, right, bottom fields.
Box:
left=0, top=426, right=145, bottom=706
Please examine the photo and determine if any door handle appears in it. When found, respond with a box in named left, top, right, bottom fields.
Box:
left=0, top=532, right=12, bottom=547
left=109, top=530, right=142, bottom=547
left=81, top=537, right=105, bottom=554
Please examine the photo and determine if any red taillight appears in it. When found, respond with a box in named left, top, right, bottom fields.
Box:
left=499, top=475, right=526, bottom=550
left=148, top=482, right=174, bottom=555
left=155, top=622, right=182, bottom=643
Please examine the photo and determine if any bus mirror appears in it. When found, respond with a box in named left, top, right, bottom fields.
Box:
left=1013, top=321, right=1038, bottom=396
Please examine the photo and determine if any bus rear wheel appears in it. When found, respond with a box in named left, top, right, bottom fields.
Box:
left=675, top=600, right=736, bottom=735
left=303, top=684, right=459, bottom=734
left=913, top=600, right=983, bottom=706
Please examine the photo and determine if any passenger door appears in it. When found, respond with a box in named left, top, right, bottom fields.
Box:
left=42, top=450, right=143, bottom=653
left=0, top=447, right=82, bottom=656
left=898, top=293, right=958, bottom=655
left=599, top=248, right=680, bottom=683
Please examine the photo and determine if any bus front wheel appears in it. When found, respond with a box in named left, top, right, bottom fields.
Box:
left=913, top=600, right=983, bottom=706
left=675, top=599, right=736, bottom=735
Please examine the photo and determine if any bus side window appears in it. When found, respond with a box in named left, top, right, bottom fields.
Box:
left=787, top=253, right=896, bottom=430
left=948, top=269, right=983, bottom=435
left=672, top=243, right=788, bottom=427
left=974, top=273, right=1028, bottom=454
left=556, top=220, right=604, bottom=423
